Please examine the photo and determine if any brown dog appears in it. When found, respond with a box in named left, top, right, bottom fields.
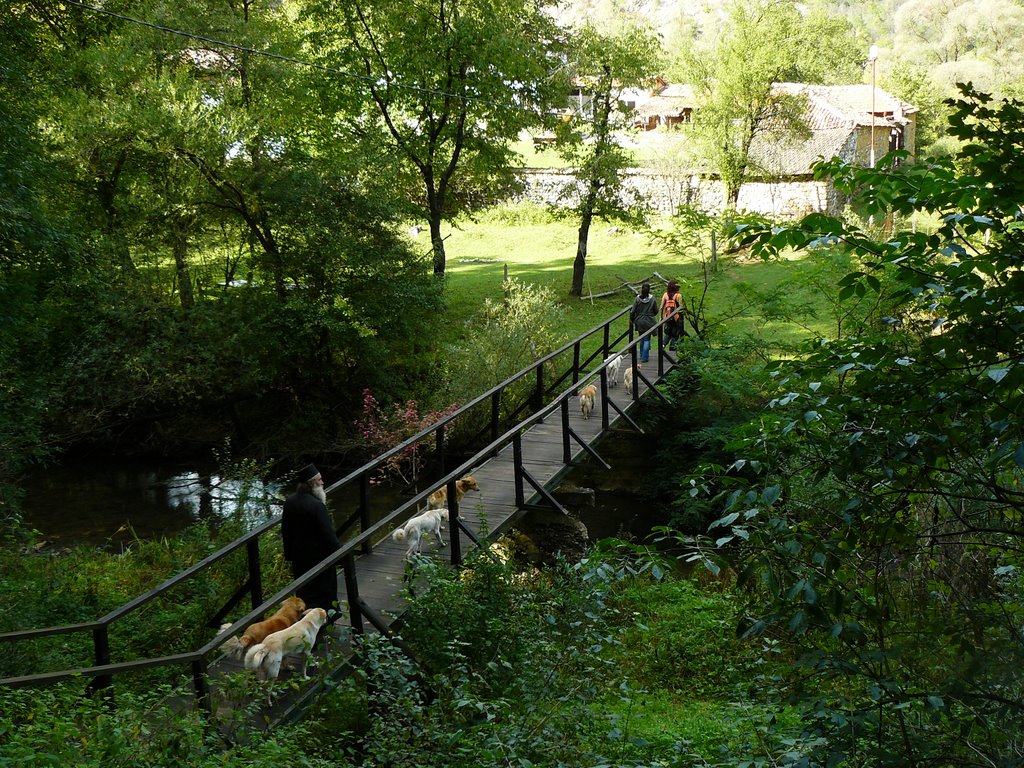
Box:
left=427, top=475, right=480, bottom=509
left=579, top=384, right=597, bottom=419
left=222, top=596, right=306, bottom=660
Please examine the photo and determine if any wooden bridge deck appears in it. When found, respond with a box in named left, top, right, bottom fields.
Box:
left=189, top=356, right=675, bottom=731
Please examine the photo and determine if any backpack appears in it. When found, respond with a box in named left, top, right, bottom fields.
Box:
left=663, top=292, right=681, bottom=320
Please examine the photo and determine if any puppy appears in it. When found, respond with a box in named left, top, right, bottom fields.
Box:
left=427, top=474, right=479, bottom=509
left=244, top=607, right=328, bottom=686
left=605, top=354, right=622, bottom=387
left=391, top=507, right=449, bottom=558
left=579, top=384, right=598, bottom=420
left=221, top=596, right=306, bottom=660
left=623, top=366, right=634, bottom=392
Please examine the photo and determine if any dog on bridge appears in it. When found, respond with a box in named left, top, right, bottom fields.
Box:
left=219, top=596, right=306, bottom=660
left=579, top=384, right=598, bottom=420
left=427, top=474, right=479, bottom=510
left=623, top=365, right=634, bottom=392
left=605, top=354, right=623, bottom=387
left=392, top=508, right=449, bottom=559
left=244, top=607, right=328, bottom=703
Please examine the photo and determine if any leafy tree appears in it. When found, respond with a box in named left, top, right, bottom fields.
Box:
left=0, top=8, right=73, bottom=532
left=4, top=0, right=442, bottom=460
left=300, top=0, right=565, bottom=276
left=679, top=0, right=862, bottom=209
left=882, top=60, right=952, bottom=157
left=893, top=0, right=1024, bottom=97
left=553, top=22, right=662, bottom=297
left=684, top=86, right=1024, bottom=764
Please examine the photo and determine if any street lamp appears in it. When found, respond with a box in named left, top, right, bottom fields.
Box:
left=868, top=45, right=878, bottom=167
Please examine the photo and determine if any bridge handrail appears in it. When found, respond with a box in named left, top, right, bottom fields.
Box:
left=0, top=518, right=278, bottom=643
left=324, top=306, right=630, bottom=495
left=0, top=343, right=635, bottom=685
left=201, top=326, right=662, bottom=658
left=0, top=310, right=676, bottom=706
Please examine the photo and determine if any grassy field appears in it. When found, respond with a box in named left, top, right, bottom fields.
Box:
left=437, top=205, right=829, bottom=351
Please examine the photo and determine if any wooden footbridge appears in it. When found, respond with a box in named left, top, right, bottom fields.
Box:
left=0, top=308, right=683, bottom=730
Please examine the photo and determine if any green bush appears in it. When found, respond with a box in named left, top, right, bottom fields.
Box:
left=0, top=518, right=291, bottom=684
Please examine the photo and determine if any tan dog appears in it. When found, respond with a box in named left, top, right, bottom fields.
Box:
left=579, top=384, right=597, bottom=419
left=244, top=607, right=328, bottom=684
left=392, top=508, right=449, bottom=558
left=427, top=475, right=479, bottom=509
left=623, top=366, right=634, bottom=392
left=221, top=596, right=305, bottom=660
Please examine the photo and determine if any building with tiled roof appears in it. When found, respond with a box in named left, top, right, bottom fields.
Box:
left=755, top=83, right=917, bottom=175
left=518, top=81, right=918, bottom=218
left=634, top=81, right=917, bottom=175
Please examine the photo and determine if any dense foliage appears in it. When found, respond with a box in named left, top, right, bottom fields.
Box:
left=682, top=87, right=1024, bottom=765
left=0, top=541, right=784, bottom=766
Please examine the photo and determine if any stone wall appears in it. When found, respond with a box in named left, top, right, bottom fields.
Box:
left=512, top=168, right=845, bottom=220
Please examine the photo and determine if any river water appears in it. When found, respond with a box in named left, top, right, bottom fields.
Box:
left=19, top=430, right=663, bottom=550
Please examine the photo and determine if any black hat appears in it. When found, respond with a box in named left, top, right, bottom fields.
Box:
left=296, top=463, right=320, bottom=482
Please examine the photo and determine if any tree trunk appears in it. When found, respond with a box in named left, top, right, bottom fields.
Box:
left=171, top=217, right=194, bottom=309
left=425, top=172, right=447, bottom=275
left=96, top=150, right=137, bottom=273
left=571, top=206, right=594, bottom=297
left=725, top=181, right=741, bottom=210
left=570, top=68, right=612, bottom=297
left=429, top=213, right=446, bottom=276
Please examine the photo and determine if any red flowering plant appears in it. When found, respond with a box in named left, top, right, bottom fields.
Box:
left=354, top=389, right=459, bottom=488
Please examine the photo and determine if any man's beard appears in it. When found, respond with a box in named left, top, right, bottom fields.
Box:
left=312, top=484, right=327, bottom=505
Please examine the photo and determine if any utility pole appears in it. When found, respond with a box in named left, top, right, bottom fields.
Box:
left=868, top=45, right=878, bottom=168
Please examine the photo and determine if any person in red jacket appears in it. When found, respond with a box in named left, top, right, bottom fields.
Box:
left=281, top=463, right=341, bottom=619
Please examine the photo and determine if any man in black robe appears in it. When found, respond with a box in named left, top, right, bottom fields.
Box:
left=281, top=463, right=341, bottom=619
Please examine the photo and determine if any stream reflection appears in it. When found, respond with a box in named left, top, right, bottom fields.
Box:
left=20, top=461, right=410, bottom=550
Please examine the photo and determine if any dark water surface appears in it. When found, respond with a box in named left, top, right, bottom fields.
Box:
left=20, top=428, right=662, bottom=550
left=21, top=459, right=284, bottom=548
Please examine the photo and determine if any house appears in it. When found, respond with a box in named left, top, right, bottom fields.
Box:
left=517, top=81, right=918, bottom=218
left=756, top=83, right=917, bottom=173
left=632, top=81, right=917, bottom=171
left=629, top=81, right=918, bottom=216
left=632, top=83, right=697, bottom=130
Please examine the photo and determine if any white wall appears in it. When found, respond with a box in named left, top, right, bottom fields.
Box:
left=512, top=169, right=846, bottom=219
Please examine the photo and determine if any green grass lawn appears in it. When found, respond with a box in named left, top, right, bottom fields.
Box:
left=438, top=208, right=828, bottom=350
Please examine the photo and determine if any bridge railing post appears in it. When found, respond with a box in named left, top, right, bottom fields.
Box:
left=513, top=432, right=525, bottom=507
left=449, top=492, right=462, bottom=567
left=359, top=473, right=371, bottom=555
left=88, top=625, right=112, bottom=694
left=534, top=364, right=543, bottom=413
left=603, top=322, right=610, bottom=357
left=572, top=342, right=581, bottom=385
left=657, top=323, right=665, bottom=378
left=561, top=396, right=571, bottom=463
left=191, top=658, right=211, bottom=717
left=343, top=553, right=364, bottom=636
left=435, top=423, right=446, bottom=479
left=600, top=366, right=610, bottom=430
left=246, top=538, right=263, bottom=609
left=490, top=390, right=501, bottom=455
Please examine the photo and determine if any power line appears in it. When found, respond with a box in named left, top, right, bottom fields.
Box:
left=60, top=0, right=548, bottom=115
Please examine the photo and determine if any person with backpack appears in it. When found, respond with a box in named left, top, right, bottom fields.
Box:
left=660, top=280, right=684, bottom=351
left=629, top=281, right=659, bottom=363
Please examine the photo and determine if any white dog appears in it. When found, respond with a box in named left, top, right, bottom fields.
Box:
left=392, top=508, right=448, bottom=558
left=244, top=607, right=328, bottom=686
left=605, top=354, right=622, bottom=387
left=579, top=384, right=597, bottom=420
left=623, top=366, right=634, bottom=392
